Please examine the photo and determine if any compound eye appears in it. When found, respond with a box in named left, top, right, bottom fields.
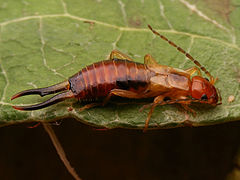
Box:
left=201, top=94, right=208, bottom=100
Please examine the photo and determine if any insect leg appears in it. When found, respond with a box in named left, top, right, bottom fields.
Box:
left=180, top=104, right=196, bottom=116
left=109, top=49, right=133, bottom=61
left=79, top=103, right=100, bottom=112
left=144, top=95, right=164, bottom=132
left=144, top=54, right=159, bottom=65
left=185, top=66, right=202, bottom=76
left=103, top=89, right=144, bottom=105
left=144, top=97, right=198, bottom=131
left=144, top=103, right=157, bottom=132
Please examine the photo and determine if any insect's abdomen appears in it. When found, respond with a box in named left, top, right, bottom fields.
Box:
left=68, top=59, right=154, bottom=101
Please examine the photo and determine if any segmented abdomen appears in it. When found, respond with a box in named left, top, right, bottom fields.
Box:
left=68, top=59, right=154, bottom=101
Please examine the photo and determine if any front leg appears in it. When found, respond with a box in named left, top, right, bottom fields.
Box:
left=180, top=104, right=196, bottom=116
left=143, top=97, right=196, bottom=132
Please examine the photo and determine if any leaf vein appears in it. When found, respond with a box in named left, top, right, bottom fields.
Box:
left=158, top=0, right=173, bottom=30
left=178, top=0, right=235, bottom=44
left=179, top=36, right=194, bottom=68
left=39, top=18, right=66, bottom=79
left=0, top=14, right=239, bottom=51
left=60, top=0, right=68, bottom=14
left=0, top=26, right=9, bottom=104
left=118, top=0, right=128, bottom=27
left=0, top=63, right=9, bottom=103
left=112, top=31, right=123, bottom=50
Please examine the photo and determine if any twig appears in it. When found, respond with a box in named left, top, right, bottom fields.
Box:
left=42, top=123, right=82, bottom=180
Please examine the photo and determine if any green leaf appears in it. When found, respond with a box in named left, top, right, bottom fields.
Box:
left=0, top=0, right=240, bottom=129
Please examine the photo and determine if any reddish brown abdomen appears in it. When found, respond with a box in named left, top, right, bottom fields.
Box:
left=68, top=59, right=154, bottom=101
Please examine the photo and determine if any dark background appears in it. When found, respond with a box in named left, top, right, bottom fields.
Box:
left=0, top=118, right=240, bottom=180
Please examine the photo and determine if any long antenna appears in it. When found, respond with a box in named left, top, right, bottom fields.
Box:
left=148, top=25, right=214, bottom=83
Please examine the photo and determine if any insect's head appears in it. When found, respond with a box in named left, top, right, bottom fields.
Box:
left=148, top=25, right=222, bottom=106
left=191, top=76, right=221, bottom=105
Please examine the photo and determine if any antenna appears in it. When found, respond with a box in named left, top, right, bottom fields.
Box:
left=148, top=25, right=214, bottom=83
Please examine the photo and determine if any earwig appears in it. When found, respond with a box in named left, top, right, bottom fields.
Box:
left=11, top=25, right=221, bottom=131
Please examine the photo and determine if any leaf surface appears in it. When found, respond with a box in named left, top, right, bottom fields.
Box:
left=0, top=0, right=240, bottom=128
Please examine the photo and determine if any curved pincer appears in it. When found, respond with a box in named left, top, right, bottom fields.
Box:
left=11, top=81, right=69, bottom=100
left=11, top=80, right=74, bottom=111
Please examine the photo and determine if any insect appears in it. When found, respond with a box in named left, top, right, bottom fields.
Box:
left=11, top=25, right=221, bottom=131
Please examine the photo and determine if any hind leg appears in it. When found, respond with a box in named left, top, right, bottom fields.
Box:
left=79, top=103, right=101, bottom=112
left=103, top=89, right=144, bottom=105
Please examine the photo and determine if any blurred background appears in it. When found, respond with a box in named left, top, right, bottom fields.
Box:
left=1, top=119, right=240, bottom=180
